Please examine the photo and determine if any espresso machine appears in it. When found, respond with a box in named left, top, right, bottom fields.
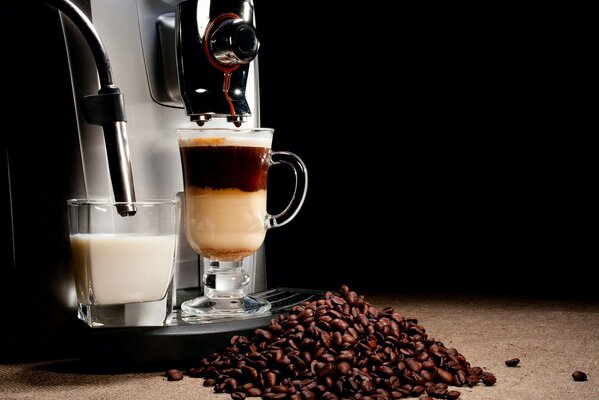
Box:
left=54, top=0, right=265, bottom=304
left=1, top=0, right=316, bottom=364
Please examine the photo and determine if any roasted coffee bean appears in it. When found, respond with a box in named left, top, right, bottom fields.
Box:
left=335, top=361, right=351, bottom=376
left=241, top=366, right=258, bottom=382
left=436, top=368, right=454, bottom=384
left=347, top=326, right=359, bottom=339
left=321, top=376, right=334, bottom=389
left=337, top=350, right=354, bottom=362
left=390, top=390, right=404, bottom=399
left=466, top=375, right=479, bottom=387
left=331, top=295, right=345, bottom=306
left=231, top=392, right=246, bottom=400
left=358, top=313, right=370, bottom=327
left=447, top=390, right=461, bottom=399
left=272, top=385, right=288, bottom=393
left=505, top=358, right=520, bottom=367
left=317, top=363, right=334, bottom=377
left=224, top=378, right=238, bottom=392
left=214, top=382, right=226, bottom=393
left=320, top=331, right=332, bottom=348
left=572, top=371, right=588, bottom=381
left=481, top=372, right=497, bottom=386
left=254, top=328, right=274, bottom=342
left=346, top=291, right=358, bottom=305
left=420, top=359, right=434, bottom=370
left=332, top=331, right=343, bottom=347
left=166, top=369, right=183, bottom=381
left=188, top=367, right=204, bottom=377
left=406, top=359, right=422, bottom=373
left=399, top=348, right=414, bottom=357
left=455, top=370, right=467, bottom=386
left=298, top=308, right=314, bottom=321
left=377, top=365, right=395, bottom=377
left=320, top=353, right=336, bottom=363
left=322, top=391, right=339, bottom=400
left=301, top=389, right=316, bottom=400
left=314, top=384, right=328, bottom=394
left=361, top=379, right=375, bottom=393
left=263, top=393, right=286, bottom=399
left=265, top=371, right=277, bottom=388
left=330, top=318, right=349, bottom=332
left=428, top=344, right=443, bottom=357
left=411, top=385, right=425, bottom=396
left=429, top=387, right=447, bottom=398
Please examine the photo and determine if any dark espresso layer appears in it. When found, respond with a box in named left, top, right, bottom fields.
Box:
left=180, top=145, right=269, bottom=192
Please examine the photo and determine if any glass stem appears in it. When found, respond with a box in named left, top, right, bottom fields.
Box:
left=202, top=259, right=250, bottom=299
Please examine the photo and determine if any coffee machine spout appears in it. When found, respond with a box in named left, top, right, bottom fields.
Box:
left=176, top=0, right=259, bottom=126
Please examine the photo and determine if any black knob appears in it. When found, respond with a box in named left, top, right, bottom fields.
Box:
left=209, top=18, right=259, bottom=67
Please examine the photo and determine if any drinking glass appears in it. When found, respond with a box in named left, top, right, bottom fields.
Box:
left=178, top=127, right=307, bottom=319
left=67, top=199, right=180, bottom=327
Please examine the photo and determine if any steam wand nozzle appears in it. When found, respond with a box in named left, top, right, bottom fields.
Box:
left=83, top=88, right=136, bottom=216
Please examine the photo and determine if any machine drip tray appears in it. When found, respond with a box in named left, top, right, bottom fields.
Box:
left=79, top=287, right=324, bottom=367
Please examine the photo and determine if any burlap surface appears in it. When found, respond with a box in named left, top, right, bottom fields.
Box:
left=1, top=293, right=598, bottom=400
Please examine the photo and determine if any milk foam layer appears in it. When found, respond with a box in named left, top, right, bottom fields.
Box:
left=70, top=233, right=177, bottom=305
left=185, top=188, right=267, bottom=260
left=179, top=135, right=271, bottom=148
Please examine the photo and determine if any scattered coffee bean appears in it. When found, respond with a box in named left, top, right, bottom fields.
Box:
left=572, top=371, right=588, bottom=381
left=165, top=369, right=183, bottom=381
left=505, top=358, right=520, bottom=367
left=169, top=286, right=495, bottom=399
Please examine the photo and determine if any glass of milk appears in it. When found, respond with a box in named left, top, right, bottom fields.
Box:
left=67, top=199, right=180, bottom=327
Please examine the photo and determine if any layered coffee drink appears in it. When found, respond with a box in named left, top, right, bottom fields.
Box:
left=179, top=135, right=271, bottom=261
left=177, top=127, right=306, bottom=319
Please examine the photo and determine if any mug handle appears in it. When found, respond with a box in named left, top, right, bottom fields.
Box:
left=266, top=151, right=308, bottom=229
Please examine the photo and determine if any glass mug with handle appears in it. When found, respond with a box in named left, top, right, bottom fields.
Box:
left=178, top=127, right=307, bottom=319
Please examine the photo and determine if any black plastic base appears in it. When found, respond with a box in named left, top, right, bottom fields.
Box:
left=78, top=287, right=324, bottom=368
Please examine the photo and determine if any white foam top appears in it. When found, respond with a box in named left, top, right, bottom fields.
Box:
left=178, top=129, right=273, bottom=148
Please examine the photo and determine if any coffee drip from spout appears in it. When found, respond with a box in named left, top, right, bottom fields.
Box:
left=176, top=0, right=259, bottom=127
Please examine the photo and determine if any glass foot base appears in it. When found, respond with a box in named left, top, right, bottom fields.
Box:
left=180, top=295, right=271, bottom=322
left=78, top=298, right=173, bottom=328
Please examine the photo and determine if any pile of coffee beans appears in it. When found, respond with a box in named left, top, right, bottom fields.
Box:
left=178, top=286, right=495, bottom=399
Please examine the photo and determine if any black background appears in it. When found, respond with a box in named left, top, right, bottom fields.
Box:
left=3, top=2, right=594, bottom=299
left=254, top=3, right=594, bottom=296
